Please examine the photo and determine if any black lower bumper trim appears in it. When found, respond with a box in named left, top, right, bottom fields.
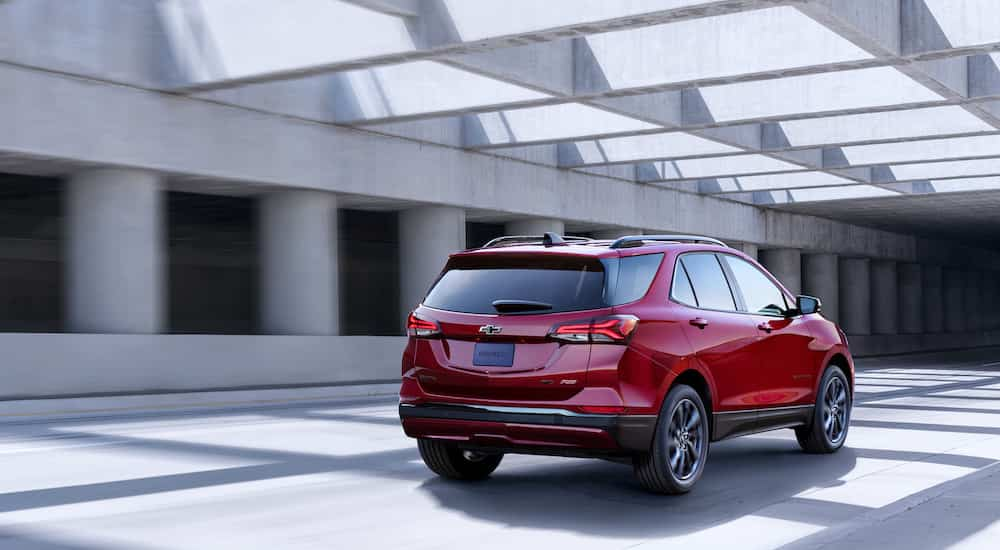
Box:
left=399, top=403, right=656, bottom=452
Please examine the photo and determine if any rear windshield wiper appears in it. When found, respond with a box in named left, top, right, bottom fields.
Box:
left=491, top=300, right=553, bottom=313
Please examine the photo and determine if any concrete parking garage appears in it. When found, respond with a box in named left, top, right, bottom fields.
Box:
left=3, top=0, right=1000, bottom=547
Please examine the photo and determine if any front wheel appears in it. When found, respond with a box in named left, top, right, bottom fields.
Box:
left=796, top=366, right=851, bottom=453
left=417, top=439, right=503, bottom=480
left=633, top=384, right=710, bottom=494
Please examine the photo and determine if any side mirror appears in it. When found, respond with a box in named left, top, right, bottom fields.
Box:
left=796, top=295, right=822, bottom=315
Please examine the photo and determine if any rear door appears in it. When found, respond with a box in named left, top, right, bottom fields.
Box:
left=720, top=254, right=816, bottom=407
left=413, top=253, right=611, bottom=401
left=671, top=253, right=759, bottom=411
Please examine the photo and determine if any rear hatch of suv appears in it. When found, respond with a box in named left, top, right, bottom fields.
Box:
left=407, top=250, right=659, bottom=402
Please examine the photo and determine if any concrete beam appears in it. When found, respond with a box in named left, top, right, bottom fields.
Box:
left=0, top=61, right=976, bottom=263
left=341, top=0, right=421, bottom=18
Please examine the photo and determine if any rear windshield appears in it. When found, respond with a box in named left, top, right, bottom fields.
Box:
left=423, top=253, right=662, bottom=314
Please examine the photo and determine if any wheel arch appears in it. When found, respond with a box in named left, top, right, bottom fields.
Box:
left=823, top=351, right=854, bottom=394
left=667, top=368, right=715, bottom=438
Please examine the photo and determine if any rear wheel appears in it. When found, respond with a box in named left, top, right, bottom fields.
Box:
left=417, top=439, right=503, bottom=480
left=633, top=384, right=709, bottom=494
left=796, top=366, right=851, bottom=453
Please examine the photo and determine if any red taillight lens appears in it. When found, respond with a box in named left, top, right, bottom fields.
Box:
left=549, top=315, right=639, bottom=344
left=406, top=312, right=441, bottom=338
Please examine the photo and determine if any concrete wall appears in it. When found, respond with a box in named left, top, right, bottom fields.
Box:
left=0, top=334, right=407, bottom=399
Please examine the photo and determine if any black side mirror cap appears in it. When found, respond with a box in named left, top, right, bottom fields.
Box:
left=796, top=295, right=822, bottom=315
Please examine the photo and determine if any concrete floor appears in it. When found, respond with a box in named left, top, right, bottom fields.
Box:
left=0, top=351, right=998, bottom=549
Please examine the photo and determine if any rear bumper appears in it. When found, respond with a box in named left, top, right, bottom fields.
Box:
left=399, top=402, right=656, bottom=454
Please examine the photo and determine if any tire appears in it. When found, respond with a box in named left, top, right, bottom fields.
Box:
left=796, top=365, right=851, bottom=454
left=633, top=384, right=710, bottom=495
left=417, top=438, right=503, bottom=480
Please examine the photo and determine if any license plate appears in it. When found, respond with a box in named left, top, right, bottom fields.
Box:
left=473, top=343, right=515, bottom=367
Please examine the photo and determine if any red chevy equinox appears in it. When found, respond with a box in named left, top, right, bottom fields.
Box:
left=399, top=234, right=853, bottom=494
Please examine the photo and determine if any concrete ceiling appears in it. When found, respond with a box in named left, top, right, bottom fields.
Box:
left=17, top=0, right=1000, bottom=243
left=773, top=189, right=1000, bottom=249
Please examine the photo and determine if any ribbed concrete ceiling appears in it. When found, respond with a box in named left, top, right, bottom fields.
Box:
left=151, top=0, right=1000, bottom=242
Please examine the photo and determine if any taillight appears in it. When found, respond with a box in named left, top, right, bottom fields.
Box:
left=406, top=312, right=441, bottom=338
left=549, top=315, right=639, bottom=344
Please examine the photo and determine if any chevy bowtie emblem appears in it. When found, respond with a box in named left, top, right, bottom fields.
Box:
left=478, top=324, right=503, bottom=335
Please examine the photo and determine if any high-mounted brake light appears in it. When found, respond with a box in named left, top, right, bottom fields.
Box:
left=549, top=315, right=639, bottom=344
left=406, top=312, right=441, bottom=338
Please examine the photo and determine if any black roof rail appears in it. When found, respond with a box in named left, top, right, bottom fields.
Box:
left=609, top=234, right=729, bottom=249
left=482, top=233, right=593, bottom=248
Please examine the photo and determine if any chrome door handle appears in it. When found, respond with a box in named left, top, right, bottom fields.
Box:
left=757, top=322, right=773, bottom=333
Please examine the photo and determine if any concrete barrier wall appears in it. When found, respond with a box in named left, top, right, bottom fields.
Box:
left=0, top=334, right=407, bottom=399
left=1, top=332, right=996, bottom=399
left=849, top=331, right=1000, bottom=358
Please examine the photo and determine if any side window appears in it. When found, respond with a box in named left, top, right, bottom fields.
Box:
left=722, top=255, right=788, bottom=316
left=671, top=260, right=697, bottom=307
left=680, top=253, right=737, bottom=312
left=605, top=253, right=664, bottom=305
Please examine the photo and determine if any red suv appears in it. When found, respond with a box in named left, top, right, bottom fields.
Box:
left=399, top=234, right=853, bottom=494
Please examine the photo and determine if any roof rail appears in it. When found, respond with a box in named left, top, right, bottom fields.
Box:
left=609, top=234, right=729, bottom=249
left=482, top=233, right=593, bottom=248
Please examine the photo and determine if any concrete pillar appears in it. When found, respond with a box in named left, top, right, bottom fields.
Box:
left=259, top=190, right=338, bottom=335
left=923, top=265, right=944, bottom=333
left=943, top=268, right=965, bottom=333
left=591, top=228, right=642, bottom=240
left=802, top=253, right=839, bottom=324
left=66, top=169, right=164, bottom=333
left=965, top=270, right=982, bottom=332
left=759, top=248, right=802, bottom=296
left=400, top=205, right=466, bottom=317
left=736, top=242, right=759, bottom=261
left=870, top=260, right=898, bottom=335
left=987, top=272, right=1000, bottom=330
left=898, top=263, right=923, bottom=335
left=505, top=218, right=565, bottom=236
left=839, top=258, right=871, bottom=335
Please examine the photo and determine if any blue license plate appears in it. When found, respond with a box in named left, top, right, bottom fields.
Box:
left=473, top=343, right=515, bottom=367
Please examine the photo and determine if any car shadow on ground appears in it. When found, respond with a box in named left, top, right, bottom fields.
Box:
left=420, top=434, right=860, bottom=539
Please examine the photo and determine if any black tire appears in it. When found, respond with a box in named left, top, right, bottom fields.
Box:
left=796, top=365, right=851, bottom=454
left=633, top=384, right=710, bottom=495
left=417, top=439, right=503, bottom=480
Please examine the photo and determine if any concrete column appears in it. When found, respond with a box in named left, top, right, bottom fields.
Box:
left=736, top=242, right=759, bottom=261
left=591, top=228, right=642, bottom=240
left=839, top=258, right=871, bottom=335
left=505, top=218, right=565, bottom=236
left=898, top=263, right=923, bottom=335
left=759, top=248, right=802, bottom=296
left=987, top=272, right=1000, bottom=330
left=923, top=265, right=944, bottom=333
left=943, top=268, right=965, bottom=333
left=66, top=169, right=164, bottom=333
left=259, top=190, right=338, bottom=335
left=802, top=253, right=839, bottom=323
left=965, top=270, right=982, bottom=332
left=870, top=260, right=898, bottom=335
left=400, top=205, right=466, bottom=317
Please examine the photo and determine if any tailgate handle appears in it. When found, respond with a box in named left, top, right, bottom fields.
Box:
left=689, top=318, right=709, bottom=330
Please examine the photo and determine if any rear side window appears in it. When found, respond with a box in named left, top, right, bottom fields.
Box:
left=604, top=253, right=663, bottom=306
left=670, top=261, right=698, bottom=307
left=424, top=256, right=607, bottom=314
left=678, top=253, right=737, bottom=312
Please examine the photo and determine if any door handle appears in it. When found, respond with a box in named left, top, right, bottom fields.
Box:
left=757, top=322, right=773, bottom=333
left=689, top=318, right=709, bottom=330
